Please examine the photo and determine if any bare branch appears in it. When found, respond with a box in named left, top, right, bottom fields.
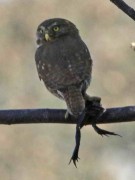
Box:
left=110, top=0, right=135, bottom=21
left=0, top=106, right=135, bottom=125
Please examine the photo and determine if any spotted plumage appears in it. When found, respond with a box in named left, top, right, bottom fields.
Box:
left=35, top=18, right=92, bottom=166
left=35, top=18, right=92, bottom=117
left=35, top=18, right=120, bottom=167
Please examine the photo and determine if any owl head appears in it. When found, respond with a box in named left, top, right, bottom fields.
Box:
left=36, top=18, right=79, bottom=46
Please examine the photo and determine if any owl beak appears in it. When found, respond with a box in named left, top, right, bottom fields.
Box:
left=45, top=33, right=50, bottom=41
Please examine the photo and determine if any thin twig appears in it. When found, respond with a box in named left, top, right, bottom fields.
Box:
left=110, top=0, right=135, bottom=21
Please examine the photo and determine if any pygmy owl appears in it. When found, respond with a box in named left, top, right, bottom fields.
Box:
left=35, top=18, right=118, bottom=167
left=35, top=18, right=92, bottom=166
left=35, top=18, right=92, bottom=117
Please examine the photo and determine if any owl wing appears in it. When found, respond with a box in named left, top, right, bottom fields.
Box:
left=69, top=42, right=92, bottom=84
left=58, top=38, right=92, bottom=87
left=35, top=38, right=92, bottom=92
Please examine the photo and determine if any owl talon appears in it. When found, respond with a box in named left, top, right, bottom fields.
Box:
left=35, top=18, right=94, bottom=166
left=69, top=129, right=80, bottom=168
left=86, top=96, right=101, bottom=102
left=69, top=153, right=80, bottom=168
left=92, top=124, right=122, bottom=137
left=69, top=112, right=85, bottom=167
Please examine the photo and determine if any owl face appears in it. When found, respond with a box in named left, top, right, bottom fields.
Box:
left=36, top=18, right=79, bottom=46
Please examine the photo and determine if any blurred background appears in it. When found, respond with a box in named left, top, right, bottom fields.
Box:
left=0, top=0, right=135, bottom=179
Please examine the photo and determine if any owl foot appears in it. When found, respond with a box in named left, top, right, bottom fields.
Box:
left=69, top=125, right=81, bottom=168
left=69, top=111, right=85, bottom=167
left=85, top=95, right=101, bottom=103
left=92, top=124, right=122, bottom=137
left=69, top=148, right=80, bottom=168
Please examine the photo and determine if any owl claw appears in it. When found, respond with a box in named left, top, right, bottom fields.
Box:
left=69, top=126, right=81, bottom=168
left=69, top=155, right=80, bottom=168
left=92, top=124, right=122, bottom=137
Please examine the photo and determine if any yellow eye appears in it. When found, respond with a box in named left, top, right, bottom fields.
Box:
left=53, top=26, right=60, bottom=31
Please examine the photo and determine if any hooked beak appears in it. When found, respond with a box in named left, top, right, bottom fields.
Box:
left=45, top=33, right=51, bottom=41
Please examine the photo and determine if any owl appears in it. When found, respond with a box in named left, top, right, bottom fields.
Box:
left=35, top=18, right=117, bottom=167
left=35, top=18, right=92, bottom=116
left=35, top=18, right=92, bottom=165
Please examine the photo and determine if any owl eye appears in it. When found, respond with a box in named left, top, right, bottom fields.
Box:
left=53, top=26, right=60, bottom=32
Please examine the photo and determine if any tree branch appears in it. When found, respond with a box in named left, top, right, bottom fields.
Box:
left=110, top=0, right=135, bottom=21
left=0, top=106, right=135, bottom=125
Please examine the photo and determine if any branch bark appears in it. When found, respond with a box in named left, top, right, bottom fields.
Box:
left=0, top=106, right=135, bottom=125
left=110, top=0, right=135, bottom=21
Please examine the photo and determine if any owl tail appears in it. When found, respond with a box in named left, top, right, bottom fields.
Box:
left=62, top=86, right=85, bottom=117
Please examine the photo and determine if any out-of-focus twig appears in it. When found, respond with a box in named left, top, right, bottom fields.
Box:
left=110, top=0, right=135, bottom=21
left=110, top=1, right=135, bottom=51
left=131, top=42, right=135, bottom=51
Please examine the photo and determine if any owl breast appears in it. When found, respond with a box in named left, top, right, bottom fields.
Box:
left=35, top=35, right=92, bottom=93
